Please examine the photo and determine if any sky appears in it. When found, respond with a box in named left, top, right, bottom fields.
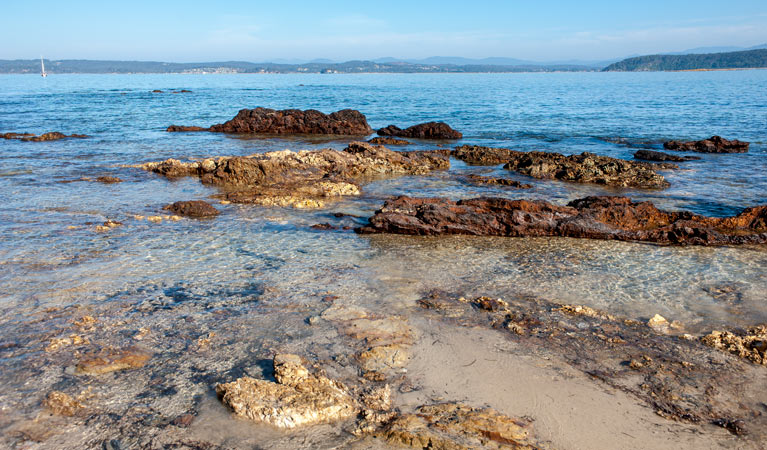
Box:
left=2, top=0, right=766, bottom=62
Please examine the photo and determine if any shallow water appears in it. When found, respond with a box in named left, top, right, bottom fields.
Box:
left=0, top=72, right=766, bottom=447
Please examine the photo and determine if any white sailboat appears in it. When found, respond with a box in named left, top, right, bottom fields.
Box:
left=41, top=56, right=47, bottom=77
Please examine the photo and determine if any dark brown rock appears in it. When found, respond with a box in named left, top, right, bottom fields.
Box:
left=664, top=136, right=749, bottom=153
left=465, top=174, right=532, bottom=189
left=634, top=150, right=701, bottom=162
left=452, top=145, right=519, bottom=165
left=167, top=125, right=208, bottom=132
left=152, top=89, right=163, bottom=93
left=207, top=107, right=372, bottom=135
left=378, top=122, right=462, bottom=140
left=163, top=200, right=220, bottom=218
left=368, top=137, right=410, bottom=146
left=357, top=195, right=767, bottom=246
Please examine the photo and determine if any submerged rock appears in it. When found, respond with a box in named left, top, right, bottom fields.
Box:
left=162, top=200, right=219, bottom=218
left=664, top=136, right=749, bottom=153
left=376, top=403, right=538, bottom=449
left=166, top=125, right=207, bottom=132
left=701, top=325, right=767, bottom=364
left=95, top=176, right=124, bottom=183
left=2, top=132, right=88, bottom=142
left=139, top=142, right=449, bottom=208
left=202, top=107, right=373, bottom=135
left=368, top=136, right=410, bottom=146
left=378, top=122, right=462, bottom=140
left=454, top=145, right=669, bottom=188
left=357, top=195, right=767, bottom=246
left=633, top=150, right=700, bottom=162
left=75, top=347, right=152, bottom=375
left=43, top=391, right=85, bottom=417
left=216, top=354, right=357, bottom=429
left=465, top=174, right=532, bottom=189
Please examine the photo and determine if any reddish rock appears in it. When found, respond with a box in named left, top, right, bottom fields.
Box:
left=378, top=122, right=462, bottom=140
left=357, top=195, right=767, bottom=246
left=152, top=89, right=164, bottom=93
left=163, top=200, right=219, bottom=218
left=167, top=125, right=208, bottom=132
left=664, top=136, right=749, bottom=153
left=634, top=150, right=700, bottom=162
left=207, top=108, right=372, bottom=135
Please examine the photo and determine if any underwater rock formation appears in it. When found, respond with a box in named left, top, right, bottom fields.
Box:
left=162, top=200, right=219, bottom=218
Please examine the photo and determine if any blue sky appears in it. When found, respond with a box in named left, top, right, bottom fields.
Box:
left=3, top=0, right=766, bottom=62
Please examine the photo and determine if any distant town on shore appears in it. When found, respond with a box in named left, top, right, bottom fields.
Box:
left=2, top=46, right=766, bottom=74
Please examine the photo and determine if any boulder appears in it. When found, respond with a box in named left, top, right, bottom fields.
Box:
left=357, top=195, right=767, bottom=246
left=163, top=200, right=220, bottom=218
left=206, top=107, right=372, bottom=135
left=664, top=136, right=749, bottom=153
left=378, top=122, right=462, bottom=140
left=634, top=150, right=700, bottom=162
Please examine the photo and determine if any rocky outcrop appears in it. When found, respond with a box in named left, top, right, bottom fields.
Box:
left=163, top=200, right=219, bottom=218
left=368, top=137, right=410, bottom=146
left=357, top=195, right=767, bottom=246
left=634, top=150, right=700, bottom=162
left=452, top=146, right=520, bottom=165
left=95, top=176, right=123, bottom=183
left=139, top=142, right=449, bottom=208
left=378, top=122, right=462, bottom=140
left=465, top=174, right=532, bottom=189
left=208, top=108, right=372, bottom=135
left=216, top=354, right=357, bottom=429
left=453, top=146, right=669, bottom=188
left=376, top=403, right=538, bottom=449
left=702, top=325, right=767, bottom=364
left=2, top=132, right=88, bottom=141
left=664, top=136, right=749, bottom=153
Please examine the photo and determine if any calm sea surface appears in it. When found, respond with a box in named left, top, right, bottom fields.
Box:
left=1, top=71, right=766, bottom=334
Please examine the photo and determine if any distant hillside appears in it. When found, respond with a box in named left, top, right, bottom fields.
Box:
left=0, top=59, right=595, bottom=74
left=603, top=49, right=767, bottom=72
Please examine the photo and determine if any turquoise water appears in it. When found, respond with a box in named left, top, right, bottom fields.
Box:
left=1, top=72, right=766, bottom=326
left=1, top=71, right=766, bottom=448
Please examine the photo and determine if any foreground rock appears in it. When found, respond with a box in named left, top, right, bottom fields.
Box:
left=376, top=403, right=538, bottom=449
left=368, top=137, right=410, bottom=146
left=216, top=354, right=357, bottom=428
left=168, top=108, right=372, bottom=135
left=2, top=132, right=88, bottom=141
left=453, top=145, right=669, bottom=188
left=634, top=150, right=701, bottom=162
left=664, top=136, right=749, bottom=153
left=139, top=142, right=449, bottom=208
left=163, top=200, right=219, bottom=218
left=357, top=195, right=767, bottom=246
left=378, top=122, right=462, bottom=140
left=702, top=325, right=767, bottom=364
